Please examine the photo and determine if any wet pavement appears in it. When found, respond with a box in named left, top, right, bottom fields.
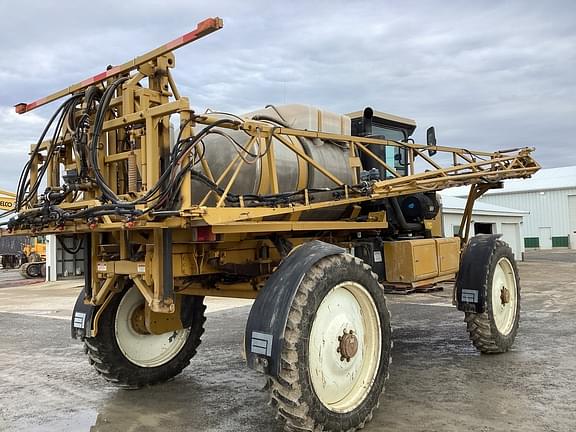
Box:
left=0, top=251, right=575, bottom=432
left=0, top=267, right=43, bottom=289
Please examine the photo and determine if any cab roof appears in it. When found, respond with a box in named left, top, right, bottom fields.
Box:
left=346, top=109, right=417, bottom=128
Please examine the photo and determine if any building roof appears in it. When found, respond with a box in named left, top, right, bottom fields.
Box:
left=442, top=165, right=576, bottom=197
left=441, top=195, right=528, bottom=216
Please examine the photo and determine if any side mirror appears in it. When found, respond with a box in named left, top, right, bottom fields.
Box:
left=426, top=126, right=437, bottom=156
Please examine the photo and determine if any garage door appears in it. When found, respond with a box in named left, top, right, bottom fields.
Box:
left=501, top=223, right=520, bottom=259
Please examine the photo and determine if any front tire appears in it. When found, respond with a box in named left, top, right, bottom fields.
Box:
left=271, top=253, right=392, bottom=432
left=465, top=240, right=520, bottom=353
left=84, top=286, right=206, bottom=388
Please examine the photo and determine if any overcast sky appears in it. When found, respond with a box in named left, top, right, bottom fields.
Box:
left=0, top=0, right=574, bottom=192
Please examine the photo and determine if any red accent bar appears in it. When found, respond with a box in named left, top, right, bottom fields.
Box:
left=15, top=17, right=223, bottom=114
left=14, top=103, right=27, bottom=114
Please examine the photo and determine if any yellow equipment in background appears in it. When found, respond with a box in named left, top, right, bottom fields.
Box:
left=0, top=189, right=16, bottom=212
left=0, top=189, right=46, bottom=277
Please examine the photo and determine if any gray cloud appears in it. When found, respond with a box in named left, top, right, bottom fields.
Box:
left=0, top=0, right=574, bottom=191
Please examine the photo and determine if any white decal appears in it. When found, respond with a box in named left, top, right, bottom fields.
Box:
left=251, top=331, right=273, bottom=356
left=73, top=312, right=86, bottom=329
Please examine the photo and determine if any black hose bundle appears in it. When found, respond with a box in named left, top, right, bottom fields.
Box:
left=87, top=76, right=240, bottom=213
left=14, top=94, right=83, bottom=214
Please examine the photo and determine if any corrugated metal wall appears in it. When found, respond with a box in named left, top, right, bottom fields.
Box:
left=478, top=188, right=576, bottom=239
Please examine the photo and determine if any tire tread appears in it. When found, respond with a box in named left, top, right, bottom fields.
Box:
left=464, top=240, right=521, bottom=354
left=84, top=292, right=206, bottom=388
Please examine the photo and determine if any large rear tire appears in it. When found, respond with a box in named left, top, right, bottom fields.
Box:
left=270, top=253, right=391, bottom=432
left=84, top=286, right=205, bottom=388
left=465, top=240, right=520, bottom=353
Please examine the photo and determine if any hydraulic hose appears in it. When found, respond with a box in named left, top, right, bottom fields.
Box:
left=89, top=84, right=237, bottom=210
left=57, top=235, right=84, bottom=255
left=390, top=197, right=423, bottom=232
left=16, top=95, right=82, bottom=211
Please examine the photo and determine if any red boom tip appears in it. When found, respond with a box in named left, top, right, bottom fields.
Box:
left=14, top=103, right=27, bottom=114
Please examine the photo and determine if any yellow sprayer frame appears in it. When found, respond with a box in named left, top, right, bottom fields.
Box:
left=5, top=17, right=539, bottom=323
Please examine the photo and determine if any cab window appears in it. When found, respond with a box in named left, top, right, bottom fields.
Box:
left=370, top=125, right=408, bottom=177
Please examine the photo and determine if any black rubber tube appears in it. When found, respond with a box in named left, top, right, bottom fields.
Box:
left=390, top=197, right=423, bottom=232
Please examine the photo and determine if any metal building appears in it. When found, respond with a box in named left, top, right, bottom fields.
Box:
left=445, top=166, right=576, bottom=250
left=440, top=195, right=526, bottom=259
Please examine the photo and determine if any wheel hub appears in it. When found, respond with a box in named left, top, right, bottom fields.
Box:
left=130, top=304, right=149, bottom=335
left=337, top=329, right=359, bottom=362
left=500, top=286, right=510, bottom=305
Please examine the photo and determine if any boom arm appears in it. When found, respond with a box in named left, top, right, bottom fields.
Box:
left=4, top=109, right=539, bottom=234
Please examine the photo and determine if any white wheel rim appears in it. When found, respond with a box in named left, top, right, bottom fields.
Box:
left=308, top=281, right=382, bottom=413
left=491, top=257, right=518, bottom=335
left=115, top=287, right=190, bottom=368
